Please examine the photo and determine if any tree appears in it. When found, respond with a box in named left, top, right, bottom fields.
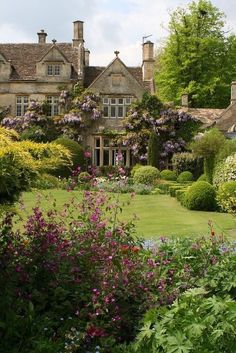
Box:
left=148, top=132, right=160, bottom=167
left=155, top=0, right=236, bottom=108
left=190, top=128, right=225, bottom=183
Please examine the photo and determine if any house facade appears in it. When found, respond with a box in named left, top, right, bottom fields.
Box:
left=0, top=20, right=155, bottom=167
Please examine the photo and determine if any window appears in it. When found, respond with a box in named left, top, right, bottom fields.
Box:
left=102, top=97, right=132, bottom=119
left=47, top=64, right=61, bottom=76
left=16, top=96, right=29, bottom=116
left=47, top=96, right=59, bottom=116
left=93, top=136, right=130, bottom=167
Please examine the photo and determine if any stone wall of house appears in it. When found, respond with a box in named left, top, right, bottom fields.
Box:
left=88, top=58, right=146, bottom=99
left=0, top=82, right=73, bottom=115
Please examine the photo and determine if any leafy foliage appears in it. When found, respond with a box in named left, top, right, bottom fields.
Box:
left=155, top=0, right=236, bottom=108
left=172, top=152, right=203, bottom=178
left=177, top=171, right=194, bottom=183
left=213, top=153, right=236, bottom=188
left=190, top=128, right=226, bottom=183
left=0, top=128, right=71, bottom=203
left=133, top=166, right=160, bottom=185
left=216, top=181, right=236, bottom=216
left=183, top=181, right=217, bottom=210
left=160, top=169, right=177, bottom=181
left=52, top=137, right=84, bottom=178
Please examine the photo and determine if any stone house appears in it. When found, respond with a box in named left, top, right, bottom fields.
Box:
left=0, top=20, right=155, bottom=167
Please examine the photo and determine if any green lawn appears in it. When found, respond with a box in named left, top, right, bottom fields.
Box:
left=20, top=189, right=236, bottom=239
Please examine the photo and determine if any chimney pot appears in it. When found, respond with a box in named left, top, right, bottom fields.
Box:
left=37, top=29, right=47, bottom=44
left=231, top=81, right=236, bottom=104
left=142, top=41, right=155, bottom=81
left=181, top=93, right=189, bottom=107
left=73, top=20, right=84, bottom=47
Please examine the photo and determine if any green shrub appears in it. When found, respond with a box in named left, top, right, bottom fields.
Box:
left=53, top=137, right=84, bottom=178
left=216, top=139, right=236, bottom=163
left=177, top=171, right=193, bottom=183
left=197, top=173, right=207, bottom=181
left=190, top=128, right=226, bottom=184
left=31, top=173, right=61, bottom=190
left=156, top=180, right=177, bottom=194
left=133, top=166, right=160, bottom=185
left=130, top=164, right=142, bottom=178
left=147, top=132, right=160, bottom=168
left=169, top=184, right=187, bottom=197
left=216, top=181, right=236, bottom=215
left=213, top=153, right=236, bottom=188
left=78, top=171, right=91, bottom=183
left=183, top=181, right=217, bottom=211
left=176, top=189, right=187, bottom=202
left=160, top=169, right=177, bottom=181
left=172, top=152, right=203, bottom=179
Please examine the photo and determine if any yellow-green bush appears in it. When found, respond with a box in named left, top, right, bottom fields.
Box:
left=0, top=128, right=71, bottom=203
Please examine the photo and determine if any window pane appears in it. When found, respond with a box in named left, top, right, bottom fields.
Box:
left=103, top=106, right=109, bottom=117
left=125, top=98, right=131, bottom=105
left=110, top=98, right=116, bottom=105
left=112, top=150, right=117, bottom=166
left=95, top=138, right=100, bottom=147
left=16, top=106, right=22, bottom=117
left=103, top=150, right=109, bottom=166
left=94, top=149, right=100, bottom=166
left=118, top=98, right=124, bottom=105
left=54, top=65, right=60, bottom=75
left=103, top=139, right=110, bottom=147
left=53, top=105, right=59, bottom=115
left=122, top=150, right=127, bottom=165
left=111, top=106, right=116, bottom=118
left=103, top=98, right=109, bottom=105
left=47, top=65, right=53, bottom=75
left=118, top=106, right=123, bottom=118
left=16, top=97, right=22, bottom=103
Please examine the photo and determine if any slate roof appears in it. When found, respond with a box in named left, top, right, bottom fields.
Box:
left=0, top=42, right=153, bottom=92
left=0, top=43, right=79, bottom=80
left=178, top=107, right=224, bottom=127
left=84, top=65, right=153, bottom=92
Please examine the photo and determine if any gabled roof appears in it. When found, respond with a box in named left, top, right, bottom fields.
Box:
left=178, top=107, right=224, bottom=127
left=0, top=43, right=79, bottom=80
left=84, top=56, right=153, bottom=93
left=38, top=44, right=71, bottom=63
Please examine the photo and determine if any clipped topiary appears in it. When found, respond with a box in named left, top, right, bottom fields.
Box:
left=133, top=166, right=160, bottom=185
left=183, top=181, right=217, bottom=211
left=197, top=174, right=207, bottom=181
left=216, top=181, right=236, bottom=215
left=131, top=164, right=142, bottom=178
left=52, top=137, right=84, bottom=178
left=160, top=169, right=177, bottom=181
left=177, top=171, right=193, bottom=183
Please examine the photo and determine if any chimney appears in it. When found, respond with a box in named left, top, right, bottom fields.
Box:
left=84, top=48, right=90, bottom=66
left=231, top=81, right=236, bottom=104
left=142, top=40, right=155, bottom=81
left=37, top=29, right=47, bottom=44
left=73, top=20, right=84, bottom=47
left=181, top=93, right=189, bottom=108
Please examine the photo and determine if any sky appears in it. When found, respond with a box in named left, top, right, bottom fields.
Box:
left=0, top=0, right=236, bottom=67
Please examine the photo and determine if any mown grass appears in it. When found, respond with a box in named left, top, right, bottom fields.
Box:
left=17, top=189, right=236, bottom=239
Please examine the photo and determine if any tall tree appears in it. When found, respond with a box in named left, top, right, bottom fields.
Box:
left=155, top=0, right=236, bottom=108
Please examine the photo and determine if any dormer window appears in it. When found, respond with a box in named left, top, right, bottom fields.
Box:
left=47, top=64, right=61, bottom=76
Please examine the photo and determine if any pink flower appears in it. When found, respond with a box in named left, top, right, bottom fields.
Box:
left=84, top=151, right=92, bottom=158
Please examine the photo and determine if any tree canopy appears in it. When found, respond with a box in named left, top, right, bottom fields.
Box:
left=155, top=0, right=236, bottom=108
